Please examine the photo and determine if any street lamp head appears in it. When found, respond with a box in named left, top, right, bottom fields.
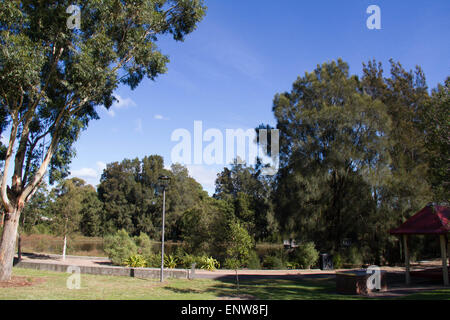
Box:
left=158, top=175, right=171, bottom=189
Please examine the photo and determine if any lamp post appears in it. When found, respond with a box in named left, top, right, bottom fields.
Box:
left=158, top=175, right=170, bottom=282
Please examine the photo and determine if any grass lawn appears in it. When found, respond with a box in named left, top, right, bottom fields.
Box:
left=1, top=268, right=449, bottom=300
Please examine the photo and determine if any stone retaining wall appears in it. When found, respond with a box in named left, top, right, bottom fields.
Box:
left=15, top=260, right=190, bottom=279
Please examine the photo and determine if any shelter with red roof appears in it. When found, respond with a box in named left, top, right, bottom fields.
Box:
left=390, top=203, right=449, bottom=286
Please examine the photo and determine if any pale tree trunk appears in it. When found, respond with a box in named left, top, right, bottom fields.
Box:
left=0, top=208, right=21, bottom=281
left=62, top=234, right=67, bottom=261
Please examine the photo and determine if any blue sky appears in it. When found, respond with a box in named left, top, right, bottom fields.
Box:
left=66, top=0, right=450, bottom=194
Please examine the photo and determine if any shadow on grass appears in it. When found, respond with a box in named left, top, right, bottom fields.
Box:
left=202, top=275, right=358, bottom=300
left=164, top=287, right=204, bottom=295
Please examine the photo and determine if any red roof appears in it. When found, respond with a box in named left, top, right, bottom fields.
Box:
left=390, top=205, right=450, bottom=235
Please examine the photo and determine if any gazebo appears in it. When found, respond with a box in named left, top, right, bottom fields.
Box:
left=390, top=203, right=450, bottom=286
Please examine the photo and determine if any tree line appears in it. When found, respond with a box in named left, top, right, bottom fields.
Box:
left=14, top=59, right=448, bottom=267
left=2, top=59, right=448, bottom=269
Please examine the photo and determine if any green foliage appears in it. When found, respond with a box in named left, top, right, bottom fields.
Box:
left=98, top=156, right=206, bottom=238
left=103, top=229, right=137, bottom=266
left=214, top=160, right=279, bottom=241
left=177, top=252, right=198, bottom=269
left=262, top=255, right=286, bottom=270
left=246, top=250, right=262, bottom=269
left=180, top=197, right=232, bottom=258
left=224, top=220, right=254, bottom=270
left=198, top=256, right=220, bottom=271
left=347, top=246, right=364, bottom=267
left=21, top=183, right=51, bottom=234
left=79, top=187, right=103, bottom=237
left=285, top=261, right=300, bottom=270
left=0, top=0, right=206, bottom=280
left=164, top=254, right=178, bottom=269
left=125, top=254, right=147, bottom=268
left=333, top=253, right=344, bottom=269
left=270, top=59, right=392, bottom=253
left=134, top=233, right=153, bottom=257
left=30, top=223, right=53, bottom=235
left=145, top=253, right=162, bottom=268
left=292, top=242, right=319, bottom=269
left=50, top=178, right=84, bottom=250
left=422, top=77, right=450, bottom=200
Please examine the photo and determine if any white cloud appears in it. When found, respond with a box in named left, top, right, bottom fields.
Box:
left=113, top=95, right=136, bottom=109
left=70, top=167, right=98, bottom=179
left=70, top=160, right=107, bottom=187
left=103, top=94, right=136, bottom=117
left=154, top=114, right=169, bottom=120
left=186, top=165, right=218, bottom=195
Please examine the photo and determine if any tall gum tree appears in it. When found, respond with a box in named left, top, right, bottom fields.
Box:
left=0, top=0, right=206, bottom=280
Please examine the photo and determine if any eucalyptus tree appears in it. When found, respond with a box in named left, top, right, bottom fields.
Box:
left=0, top=0, right=206, bottom=280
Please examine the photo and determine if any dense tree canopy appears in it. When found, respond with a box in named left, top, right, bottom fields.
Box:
left=6, top=57, right=447, bottom=271
left=98, top=155, right=206, bottom=238
left=263, top=59, right=448, bottom=264
left=0, top=0, right=206, bottom=280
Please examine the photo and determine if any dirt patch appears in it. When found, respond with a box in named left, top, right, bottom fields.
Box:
left=0, top=276, right=46, bottom=288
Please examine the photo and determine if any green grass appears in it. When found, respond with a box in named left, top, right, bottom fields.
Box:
left=1, top=268, right=449, bottom=300
left=399, top=289, right=450, bottom=300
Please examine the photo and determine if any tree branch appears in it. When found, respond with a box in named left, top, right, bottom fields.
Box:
left=1, top=111, right=19, bottom=212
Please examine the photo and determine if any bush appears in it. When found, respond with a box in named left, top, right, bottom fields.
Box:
left=125, top=254, right=147, bottom=267
left=164, top=254, right=178, bottom=269
left=333, top=252, right=344, bottom=269
left=262, top=255, right=285, bottom=269
left=145, top=253, right=161, bottom=268
left=246, top=250, right=261, bottom=269
left=134, top=232, right=153, bottom=256
left=30, top=223, right=52, bottom=235
left=347, top=246, right=364, bottom=267
left=198, top=255, right=220, bottom=271
left=286, top=261, right=300, bottom=269
left=103, top=229, right=137, bottom=266
left=292, top=242, right=319, bottom=269
left=177, top=252, right=198, bottom=269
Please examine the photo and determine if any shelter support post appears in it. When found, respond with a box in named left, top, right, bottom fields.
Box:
left=403, top=235, right=410, bottom=285
left=439, top=234, right=449, bottom=286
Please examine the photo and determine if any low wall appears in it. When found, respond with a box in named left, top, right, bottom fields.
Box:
left=15, top=260, right=190, bottom=280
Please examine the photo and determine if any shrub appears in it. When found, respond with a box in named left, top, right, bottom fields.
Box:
left=103, top=229, right=137, bottom=266
left=293, top=242, right=319, bottom=269
left=177, top=253, right=198, bottom=269
left=333, top=252, right=344, bottom=269
left=198, top=255, right=220, bottom=271
left=224, top=257, right=240, bottom=270
left=262, top=255, right=285, bottom=269
left=134, top=232, right=153, bottom=256
left=125, top=254, right=147, bottom=267
left=30, top=223, right=52, bottom=235
left=164, top=254, right=178, bottom=269
left=246, top=250, right=261, bottom=269
left=347, top=246, right=364, bottom=267
left=286, top=261, right=300, bottom=269
left=145, top=253, right=161, bottom=268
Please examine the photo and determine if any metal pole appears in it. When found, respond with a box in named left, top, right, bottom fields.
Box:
left=160, top=187, right=166, bottom=282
